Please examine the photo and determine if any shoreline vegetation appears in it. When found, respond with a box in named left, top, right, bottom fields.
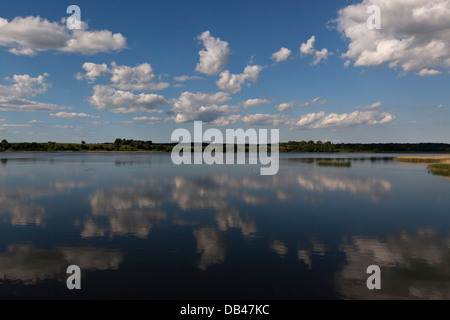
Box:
left=394, top=155, right=450, bottom=178
left=393, top=155, right=450, bottom=164
left=2, top=139, right=450, bottom=154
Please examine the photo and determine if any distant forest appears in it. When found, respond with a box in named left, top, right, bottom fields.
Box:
left=1, top=139, right=450, bottom=153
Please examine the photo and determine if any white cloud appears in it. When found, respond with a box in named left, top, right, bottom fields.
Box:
left=0, top=73, right=70, bottom=112
left=242, top=98, right=272, bottom=109
left=28, top=120, right=43, bottom=124
left=1, top=124, right=33, bottom=128
left=438, top=104, right=444, bottom=109
left=274, top=97, right=326, bottom=112
left=299, top=97, right=327, bottom=107
left=195, top=31, right=231, bottom=76
left=216, top=65, right=263, bottom=94
left=171, top=91, right=236, bottom=123
left=133, top=116, right=165, bottom=124
left=0, top=73, right=49, bottom=98
left=208, top=114, right=242, bottom=127
left=207, top=105, right=394, bottom=130
left=91, top=120, right=109, bottom=127
left=53, top=125, right=82, bottom=130
left=75, top=63, right=109, bottom=82
left=0, top=99, right=70, bottom=112
left=296, top=110, right=395, bottom=129
left=174, top=75, right=203, bottom=82
left=336, top=0, right=450, bottom=75
left=271, top=47, right=292, bottom=63
left=295, top=112, right=326, bottom=128
left=60, top=30, right=127, bottom=55
left=276, top=103, right=294, bottom=112
left=109, top=62, right=169, bottom=91
left=417, top=68, right=443, bottom=77
left=240, top=114, right=291, bottom=126
left=358, top=101, right=383, bottom=110
left=0, top=16, right=127, bottom=56
left=50, top=112, right=99, bottom=119
left=213, top=114, right=291, bottom=127
left=76, top=62, right=169, bottom=91
left=88, top=85, right=167, bottom=113
left=300, top=36, right=332, bottom=65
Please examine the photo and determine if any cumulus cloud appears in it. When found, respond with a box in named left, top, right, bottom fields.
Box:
left=109, top=62, right=169, bottom=91
left=174, top=75, right=203, bottom=82
left=1, top=124, right=32, bottom=128
left=300, top=36, right=332, bottom=65
left=242, top=98, right=272, bottom=109
left=76, top=62, right=169, bottom=91
left=208, top=114, right=242, bottom=127
left=195, top=31, right=231, bottom=76
left=417, top=68, right=443, bottom=77
left=276, top=103, right=294, bottom=112
left=0, top=73, right=49, bottom=97
left=171, top=91, right=236, bottom=123
left=213, top=113, right=291, bottom=127
left=271, top=47, right=292, bottom=63
left=0, top=73, right=70, bottom=112
left=53, top=125, right=82, bottom=130
left=239, top=114, right=292, bottom=126
left=216, top=65, right=263, bottom=94
left=88, top=85, right=167, bottom=113
left=296, top=110, right=395, bottom=129
left=75, top=63, right=109, bottom=82
left=336, top=0, right=450, bottom=75
left=50, top=112, right=99, bottom=119
left=0, top=16, right=127, bottom=56
left=208, top=106, right=394, bottom=130
left=133, top=116, right=166, bottom=124
left=275, top=97, right=325, bottom=112
left=28, top=120, right=43, bottom=124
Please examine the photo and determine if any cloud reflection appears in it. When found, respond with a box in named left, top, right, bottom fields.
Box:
left=0, top=245, right=123, bottom=284
left=83, top=188, right=167, bottom=239
left=194, top=227, right=226, bottom=271
left=336, top=228, right=450, bottom=299
left=296, top=175, right=392, bottom=202
left=215, top=208, right=257, bottom=236
left=0, top=188, right=48, bottom=226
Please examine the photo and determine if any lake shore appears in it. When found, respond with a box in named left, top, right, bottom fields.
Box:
left=394, top=155, right=450, bottom=164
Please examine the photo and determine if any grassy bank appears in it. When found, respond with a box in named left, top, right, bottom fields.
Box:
left=394, top=155, right=450, bottom=164
left=428, top=163, right=450, bottom=177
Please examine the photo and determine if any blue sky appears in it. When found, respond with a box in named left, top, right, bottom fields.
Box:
left=0, top=0, right=449, bottom=143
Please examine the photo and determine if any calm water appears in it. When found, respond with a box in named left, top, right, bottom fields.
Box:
left=0, top=153, right=449, bottom=300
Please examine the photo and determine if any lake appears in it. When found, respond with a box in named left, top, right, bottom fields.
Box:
left=0, top=152, right=449, bottom=300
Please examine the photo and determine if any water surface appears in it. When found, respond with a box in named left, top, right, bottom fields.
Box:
left=0, top=153, right=449, bottom=299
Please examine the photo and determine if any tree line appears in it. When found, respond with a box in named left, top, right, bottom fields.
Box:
left=1, top=139, right=450, bottom=153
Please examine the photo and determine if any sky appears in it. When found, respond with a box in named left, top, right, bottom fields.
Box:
left=0, top=0, right=449, bottom=143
